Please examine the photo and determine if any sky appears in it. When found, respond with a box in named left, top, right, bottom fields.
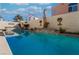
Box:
left=0, top=3, right=58, bottom=21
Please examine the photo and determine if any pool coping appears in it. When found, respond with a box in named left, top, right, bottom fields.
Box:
left=0, top=36, right=12, bottom=55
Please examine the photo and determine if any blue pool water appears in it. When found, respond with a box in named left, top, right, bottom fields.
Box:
left=6, top=31, right=79, bottom=55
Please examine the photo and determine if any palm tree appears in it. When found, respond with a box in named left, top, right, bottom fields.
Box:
left=14, top=14, right=23, bottom=22
left=43, top=9, right=49, bottom=29
left=13, top=14, right=25, bottom=29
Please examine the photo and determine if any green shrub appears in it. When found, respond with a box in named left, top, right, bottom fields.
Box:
left=59, top=27, right=66, bottom=33
left=65, top=32, right=79, bottom=34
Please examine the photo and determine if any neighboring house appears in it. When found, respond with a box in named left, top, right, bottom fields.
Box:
left=46, top=3, right=79, bottom=32
left=0, top=17, right=19, bottom=30
left=52, top=3, right=79, bottom=16
left=28, top=16, right=39, bottom=21
left=28, top=17, right=44, bottom=29
left=4, top=21, right=19, bottom=31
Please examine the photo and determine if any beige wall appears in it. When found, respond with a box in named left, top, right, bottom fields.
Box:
left=47, top=11, right=79, bottom=32
left=28, top=19, right=44, bottom=29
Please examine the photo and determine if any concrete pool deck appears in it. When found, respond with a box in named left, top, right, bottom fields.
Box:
left=0, top=36, right=12, bottom=55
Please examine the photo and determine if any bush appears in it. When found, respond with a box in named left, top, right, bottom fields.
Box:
left=59, top=27, right=66, bottom=33
left=65, top=32, right=79, bottom=34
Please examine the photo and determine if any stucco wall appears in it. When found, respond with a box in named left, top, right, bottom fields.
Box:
left=47, top=11, right=79, bottom=32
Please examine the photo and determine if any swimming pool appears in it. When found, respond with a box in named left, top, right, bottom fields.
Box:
left=6, top=31, right=79, bottom=55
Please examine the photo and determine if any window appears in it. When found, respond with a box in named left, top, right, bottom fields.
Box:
left=68, top=3, right=78, bottom=12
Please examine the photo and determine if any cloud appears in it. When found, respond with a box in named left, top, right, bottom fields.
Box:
left=0, top=8, right=27, bottom=14
left=26, top=6, right=43, bottom=14
left=16, top=8, right=26, bottom=12
left=0, top=8, right=8, bottom=13
left=0, top=5, right=50, bottom=17
left=9, top=3, right=50, bottom=6
left=0, top=8, right=7, bottom=12
left=46, top=6, right=52, bottom=9
left=9, top=3, right=29, bottom=6
left=0, top=6, right=43, bottom=15
left=15, top=3, right=29, bottom=5
left=38, top=3, right=50, bottom=5
left=1, top=6, right=50, bottom=17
